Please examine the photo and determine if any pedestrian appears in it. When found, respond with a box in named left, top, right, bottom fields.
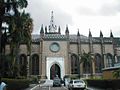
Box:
left=0, top=74, right=7, bottom=90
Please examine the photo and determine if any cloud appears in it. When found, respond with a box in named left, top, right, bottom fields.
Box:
left=76, top=0, right=120, bottom=16
left=76, top=7, right=96, bottom=16
left=26, top=0, right=120, bottom=37
left=26, top=0, right=73, bottom=34
left=99, top=0, right=120, bottom=16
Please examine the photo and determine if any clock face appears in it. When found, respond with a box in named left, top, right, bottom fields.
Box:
left=50, top=42, right=60, bottom=52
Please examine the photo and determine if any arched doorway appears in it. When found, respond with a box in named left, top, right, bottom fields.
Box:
left=50, top=64, right=61, bottom=79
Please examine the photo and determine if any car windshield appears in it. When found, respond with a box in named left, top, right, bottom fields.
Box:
left=74, top=80, right=84, bottom=83
left=70, top=81, right=73, bottom=84
left=54, top=77, right=60, bottom=81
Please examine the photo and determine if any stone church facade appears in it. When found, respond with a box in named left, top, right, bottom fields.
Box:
left=6, top=12, right=120, bottom=79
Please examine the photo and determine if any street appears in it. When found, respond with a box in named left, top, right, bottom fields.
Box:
left=31, top=86, right=68, bottom=90
left=28, top=80, right=104, bottom=90
left=30, top=80, right=68, bottom=90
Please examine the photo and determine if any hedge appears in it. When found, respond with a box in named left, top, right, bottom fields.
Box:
left=86, top=79, right=120, bottom=89
left=2, top=78, right=30, bottom=90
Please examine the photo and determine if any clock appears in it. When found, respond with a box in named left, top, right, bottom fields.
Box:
left=50, top=42, right=60, bottom=52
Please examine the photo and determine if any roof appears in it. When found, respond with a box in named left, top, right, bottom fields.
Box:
left=31, top=34, right=120, bottom=44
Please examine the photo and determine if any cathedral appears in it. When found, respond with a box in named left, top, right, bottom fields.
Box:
left=6, top=12, right=120, bottom=79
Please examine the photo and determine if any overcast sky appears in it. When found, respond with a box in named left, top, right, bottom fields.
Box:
left=26, top=0, right=120, bottom=37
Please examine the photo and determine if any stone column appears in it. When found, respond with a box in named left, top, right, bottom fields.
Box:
left=27, top=54, right=30, bottom=78
left=92, top=60, right=95, bottom=76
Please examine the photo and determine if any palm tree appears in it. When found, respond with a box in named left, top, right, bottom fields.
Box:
left=0, top=0, right=28, bottom=51
left=8, top=11, right=33, bottom=77
left=0, top=0, right=33, bottom=78
left=80, top=51, right=94, bottom=78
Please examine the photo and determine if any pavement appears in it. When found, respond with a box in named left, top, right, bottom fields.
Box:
left=87, top=87, right=105, bottom=90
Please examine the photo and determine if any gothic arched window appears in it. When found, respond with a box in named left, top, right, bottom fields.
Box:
left=106, top=53, right=113, bottom=67
left=19, top=54, right=27, bottom=76
left=95, top=54, right=102, bottom=73
left=71, top=54, right=79, bottom=74
left=31, top=54, right=39, bottom=75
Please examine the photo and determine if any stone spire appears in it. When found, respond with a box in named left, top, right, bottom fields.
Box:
left=65, top=25, right=69, bottom=34
left=49, top=11, right=57, bottom=33
left=45, top=26, right=47, bottom=34
left=65, top=25, right=69, bottom=37
left=40, top=24, right=44, bottom=34
left=100, top=30, right=103, bottom=37
left=77, top=29, right=80, bottom=36
left=89, top=28, right=92, bottom=37
left=40, top=24, right=44, bottom=38
left=110, top=30, right=113, bottom=38
left=58, top=26, right=61, bottom=34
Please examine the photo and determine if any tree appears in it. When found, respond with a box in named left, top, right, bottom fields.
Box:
left=80, top=51, right=94, bottom=78
left=113, top=68, right=120, bottom=79
left=0, top=0, right=28, bottom=54
left=7, top=11, right=33, bottom=78
left=0, top=0, right=33, bottom=78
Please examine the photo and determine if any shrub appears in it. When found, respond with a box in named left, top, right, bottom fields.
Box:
left=2, top=78, right=30, bottom=90
left=29, top=75, right=39, bottom=84
left=86, top=79, right=120, bottom=89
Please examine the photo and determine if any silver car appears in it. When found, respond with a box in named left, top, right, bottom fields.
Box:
left=53, top=77, right=61, bottom=87
left=68, top=79, right=86, bottom=90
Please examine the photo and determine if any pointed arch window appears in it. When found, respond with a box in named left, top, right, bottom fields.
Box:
left=106, top=53, right=113, bottom=67
left=19, top=54, right=27, bottom=76
left=95, top=54, right=102, bottom=73
left=83, top=61, right=91, bottom=74
left=71, top=54, right=79, bottom=74
left=31, top=54, right=39, bottom=75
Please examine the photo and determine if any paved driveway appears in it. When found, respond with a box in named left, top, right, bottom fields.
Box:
left=25, top=79, right=105, bottom=90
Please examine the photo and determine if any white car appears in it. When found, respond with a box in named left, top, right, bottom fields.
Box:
left=68, top=79, right=87, bottom=90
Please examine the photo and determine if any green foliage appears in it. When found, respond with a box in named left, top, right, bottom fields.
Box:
left=113, top=68, right=120, bottom=79
left=0, top=0, right=33, bottom=78
left=70, top=75, right=80, bottom=79
left=29, top=76, right=39, bottom=84
left=86, top=79, right=120, bottom=89
left=2, top=78, right=30, bottom=90
left=20, top=64, right=27, bottom=77
left=80, top=51, right=94, bottom=77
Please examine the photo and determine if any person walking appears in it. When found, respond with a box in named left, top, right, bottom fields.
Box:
left=0, top=75, right=7, bottom=90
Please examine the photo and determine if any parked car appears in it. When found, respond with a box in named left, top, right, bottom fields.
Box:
left=53, top=77, right=61, bottom=87
left=68, top=79, right=86, bottom=90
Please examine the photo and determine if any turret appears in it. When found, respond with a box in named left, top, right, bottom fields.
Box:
left=89, top=28, right=92, bottom=37
left=65, top=25, right=69, bottom=37
left=100, top=30, right=103, bottom=37
left=110, top=30, right=114, bottom=38
left=77, top=29, right=81, bottom=55
left=40, top=24, right=44, bottom=38
left=100, top=30, right=104, bottom=44
left=99, top=30, right=105, bottom=68
left=77, top=29, right=80, bottom=36
left=88, top=28, right=93, bottom=53
left=58, top=26, right=61, bottom=34
left=88, top=28, right=92, bottom=43
left=45, top=26, right=47, bottom=34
